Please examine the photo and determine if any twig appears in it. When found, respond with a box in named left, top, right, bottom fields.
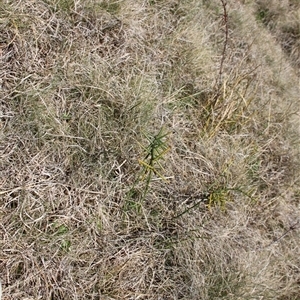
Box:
left=213, top=0, right=229, bottom=106
left=265, top=220, right=300, bottom=248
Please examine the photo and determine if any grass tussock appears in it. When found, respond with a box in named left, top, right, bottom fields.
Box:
left=0, top=0, right=299, bottom=299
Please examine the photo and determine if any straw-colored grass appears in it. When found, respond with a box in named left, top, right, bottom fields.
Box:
left=1, top=0, right=299, bottom=299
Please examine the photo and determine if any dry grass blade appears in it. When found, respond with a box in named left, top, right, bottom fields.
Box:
left=0, top=0, right=300, bottom=299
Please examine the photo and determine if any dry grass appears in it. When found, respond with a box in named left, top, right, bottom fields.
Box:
left=0, top=0, right=299, bottom=299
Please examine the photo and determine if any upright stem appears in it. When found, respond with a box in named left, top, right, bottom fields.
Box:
left=213, top=0, right=229, bottom=106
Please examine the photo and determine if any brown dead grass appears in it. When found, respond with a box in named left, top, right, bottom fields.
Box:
left=1, top=0, right=300, bottom=299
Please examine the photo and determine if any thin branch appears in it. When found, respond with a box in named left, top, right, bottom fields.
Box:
left=213, top=0, right=229, bottom=106
left=265, top=220, right=300, bottom=248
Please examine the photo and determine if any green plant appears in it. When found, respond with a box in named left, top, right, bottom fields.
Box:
left=125, top=127, right=170, bottom=211
left=99, top=1, right=120, bottom=14
left=52, top=223, right=71, bottom=252
left=256, top=9, right=269, bottom=23
left=54, top=0, right=74, bottom=13
left=206, top=188, right=231, bottom=210
left=173, top=186, right=255, bottom=219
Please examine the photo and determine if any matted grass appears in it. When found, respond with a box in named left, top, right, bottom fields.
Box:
left=1, top=0, right=299, bottom=299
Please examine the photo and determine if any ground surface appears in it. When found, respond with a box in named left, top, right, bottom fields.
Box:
left=0, top=0, right=300, bottom=299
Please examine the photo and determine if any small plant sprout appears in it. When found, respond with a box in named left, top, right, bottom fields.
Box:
left=207, top=188, right=231, bottom=211
left=126, top=127, right=170, bottom=210
left=138, top=128, right=170, bottom=182
left=138, top=127, right=170, bottom=197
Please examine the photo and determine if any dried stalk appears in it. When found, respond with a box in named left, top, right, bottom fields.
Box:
left=213, top=0, right=229, bottom=106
